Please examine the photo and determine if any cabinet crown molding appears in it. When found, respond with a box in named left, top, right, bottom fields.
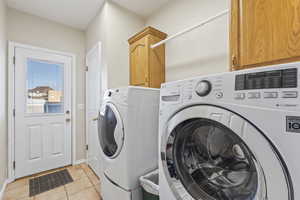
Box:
left=128, top=26, right=168, bottom=44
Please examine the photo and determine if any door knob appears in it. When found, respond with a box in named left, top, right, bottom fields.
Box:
left=93, top=117, right=99, bottom=121
left=66, top=118, right=71, bottom=122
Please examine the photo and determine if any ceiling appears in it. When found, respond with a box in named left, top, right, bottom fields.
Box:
left=6, top=0, right=105, bottom=30
left=111, top=0, right=171, bottom=18
left=6, top=0, right=171, bottom=30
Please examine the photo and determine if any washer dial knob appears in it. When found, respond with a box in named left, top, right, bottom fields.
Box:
left=195, top=80, right=212, bottom=97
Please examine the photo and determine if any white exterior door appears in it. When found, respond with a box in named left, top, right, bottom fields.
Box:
left=14, top=47, right=72, bottom=179
left=86, top=43, right=103, bottom=177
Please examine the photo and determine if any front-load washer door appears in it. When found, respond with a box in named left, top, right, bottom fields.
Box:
left=161, top=105, right=293, bottom=200
left=98, top=102, right=124, bottom=159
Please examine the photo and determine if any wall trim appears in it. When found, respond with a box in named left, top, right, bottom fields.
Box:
left=0, top=179, right=9, bottom=200
left=7, top=41, right=77, bottom=181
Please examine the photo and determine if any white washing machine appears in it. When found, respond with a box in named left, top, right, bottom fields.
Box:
left=98, top=86, right=160, bottom=200
left=159, top=63, right=300, bottom=200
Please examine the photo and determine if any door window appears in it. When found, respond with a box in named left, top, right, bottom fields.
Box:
left=165, top=118, right=264, bottom=200
left=26, top=59, right=64, bottom=114
left=99, top=105, right=118, bottom=157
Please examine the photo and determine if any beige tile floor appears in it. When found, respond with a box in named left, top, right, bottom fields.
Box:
left=3, top=164, right=102, bottom=200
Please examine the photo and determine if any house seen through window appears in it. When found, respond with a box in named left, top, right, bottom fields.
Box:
left=27, top=59, right=64, bottom=114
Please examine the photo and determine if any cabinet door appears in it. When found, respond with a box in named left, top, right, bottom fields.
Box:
left=130, top=38, right=149, bottom=87
left=149, top=35, right=165, bottom=88
left=231, top=0, right=300, bottom=69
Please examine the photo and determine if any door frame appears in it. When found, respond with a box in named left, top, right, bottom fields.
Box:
left=7, top=41, right=77, bottom=182
left=85, top=42, right=103, bottom=161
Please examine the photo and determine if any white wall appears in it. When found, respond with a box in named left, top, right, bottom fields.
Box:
left=86, top=1, right=145, bottom=89
left=86, top=4, right=107, bottom=52
left=0, top=0, right=7, bottom=189
left=87, top=0, right=229, bottom=87
left=105, top=1, right=145, bottom=88
left=146, top=0, right=230, bottom=82
left=7, top=8, right=87, bottom=161
left=86, top=4, right=109, bottom=92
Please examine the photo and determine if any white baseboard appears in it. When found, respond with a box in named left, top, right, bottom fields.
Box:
left=74, top=159, right=86, bottom=165
left=0, top=179, right=9, bottom=200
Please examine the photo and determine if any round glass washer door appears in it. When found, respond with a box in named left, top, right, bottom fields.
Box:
left=98, top=102, right=124, bottom=159
left=161, top=105, right=293, bottom=200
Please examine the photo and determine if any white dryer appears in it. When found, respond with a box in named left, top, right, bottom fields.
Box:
left=159, top=63, right=300, bottom=200
left=98, top=86, right=160, bottom=200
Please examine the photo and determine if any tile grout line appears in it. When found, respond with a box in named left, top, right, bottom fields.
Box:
left=80, top=164, right=102, bottom=198
left=87, top=167, right=101, bottom=198
left=82, top=164, right=100, bottom=185
left=81, top=164, right=96, bottom=186
left=94, top=185, right=101, bottom=199
left=65, top=164, right=94, bottom=198
left=63, top=185, right=69, bottom=200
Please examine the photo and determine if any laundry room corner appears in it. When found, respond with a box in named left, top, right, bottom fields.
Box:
left=85, top=0, right=146, bottom=89
left=0, top=0, right=8, bottom=197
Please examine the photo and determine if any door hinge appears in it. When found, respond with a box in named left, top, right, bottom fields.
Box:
left=85, top=66, right=89, bottom=72
left=13, top=56, right=16, bottom=65
left=13, top=161, right=16, bottom=170
left=86, top=145, right=89, bottom=151
left=13, top=109, right=16, bottom=117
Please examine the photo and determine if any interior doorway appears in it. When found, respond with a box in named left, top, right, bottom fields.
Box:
left=85, top=42, right=104, bottom=178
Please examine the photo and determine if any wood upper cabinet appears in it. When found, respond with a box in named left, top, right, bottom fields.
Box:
left=230, top=0, right=300, bottom=70
left=128, top=27, right=167, bottom=88
left=129, top=37, right=148, bottom=87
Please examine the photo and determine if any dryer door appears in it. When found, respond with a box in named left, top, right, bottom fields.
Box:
left=161, top=105, right=293, bottom=200
left=98, top=102, right=124, bottom=159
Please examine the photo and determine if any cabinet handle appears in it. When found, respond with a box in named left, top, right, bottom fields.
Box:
left=232, top=55, right=238, bottom=66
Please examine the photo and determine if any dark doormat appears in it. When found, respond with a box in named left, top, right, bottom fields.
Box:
left=29, top=169, right=73, bottom=197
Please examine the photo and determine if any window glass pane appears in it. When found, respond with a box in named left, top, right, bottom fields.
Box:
left=27, top=59, right=64, bottom=114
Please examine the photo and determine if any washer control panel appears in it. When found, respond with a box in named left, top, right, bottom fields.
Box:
left=235, top=91, right=299, bottom=100
left=235, top=91, right=299, bottom=99
left=234, top=67, right=299, bottom=101
left=195, top=80, right=212, bottom=97
left=263, top=92, right=278, bottom=99
left=235, top=68, right=297, bottom=90
left=161, top=63, right=300, bottom=111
